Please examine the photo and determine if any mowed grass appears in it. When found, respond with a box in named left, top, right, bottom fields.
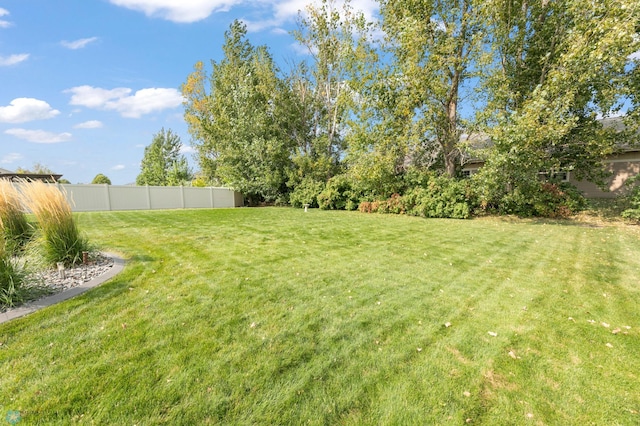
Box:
left=1, top=208, right=639, bottom=425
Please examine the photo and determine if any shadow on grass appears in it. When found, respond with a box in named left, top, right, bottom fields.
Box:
left=474, top=197, right=636, bottom=228
left=127, top=254, right=155, bottom=263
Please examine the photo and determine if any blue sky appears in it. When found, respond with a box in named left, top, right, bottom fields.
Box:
left=0, top=0, right=378, bottom=184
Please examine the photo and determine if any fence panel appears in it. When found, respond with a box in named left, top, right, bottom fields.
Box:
left=149, top=186, right=183, bottom=209
left=60, top=184, right=111, bottom=211
left=109, top=186, right=151, bottom=211
left=183, top=187, right=212, bottom=208
left=40, top=184, right=243, bottom=212
left=211, top=188, right=236, bottom=208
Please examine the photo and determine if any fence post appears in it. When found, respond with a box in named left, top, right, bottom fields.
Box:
left=146, top=185, right=151, bottom=210
left=180, top=185, right=185, bottom=209
left=105, top=184, right=112, bottom=211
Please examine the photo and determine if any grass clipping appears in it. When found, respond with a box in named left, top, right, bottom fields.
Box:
left=19, top=181, right=89, bottom=267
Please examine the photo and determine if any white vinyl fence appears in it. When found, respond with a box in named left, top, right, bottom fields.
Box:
left=50, top=184, right=243, bottom=212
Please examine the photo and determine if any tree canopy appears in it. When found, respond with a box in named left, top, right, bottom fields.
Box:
left=181, top=0, right=640, bottom=214
left=183, top=20, right=296, bottom=204
left=91, top=174, right=111, bottom=185
left=15, top=163, right=56, bottom=175
left=136, top=128, right=192, bottom=186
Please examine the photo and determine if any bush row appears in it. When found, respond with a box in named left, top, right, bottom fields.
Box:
left=289, top=171, right=589, bottom=220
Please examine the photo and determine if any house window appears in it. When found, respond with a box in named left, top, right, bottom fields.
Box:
left=548, top=171, right=569, bottom=182
left=540, top=171, right=569, bottom=182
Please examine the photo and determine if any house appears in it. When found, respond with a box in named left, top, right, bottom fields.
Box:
left=460, top=119, right=640, bottom=199
left=0, top=168, right=63, bottom=183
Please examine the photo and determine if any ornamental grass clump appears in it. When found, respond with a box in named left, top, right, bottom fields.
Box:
left=0, top=180, right=31, bottom=254
left=0, top=240, right=29, bottom=308
left=20, top=180, right=90, bottom=267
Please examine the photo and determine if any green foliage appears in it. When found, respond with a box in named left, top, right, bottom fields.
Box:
left=190, top=175, right=211, bottom=188
left=380, top=0, right=490, bottom=177
left=0, top=243, right=29, bottom=309
left=621, top=175, right=640, bottom=220
left=15, top=162, right=55, bottom=175
left=473, top=157, right=587, bottom=217
left=91, top=173, right=111, bottom=185
left=481, top=0, right=638, bottom=187
left=402, top=175, right=473, bottom=219
left=499, top=183, right=586, bottom=218
left=292, top=0, right=375, bottom=182
left=0, top=182, right=31, bottom=254
left=317, top=175, right=361, bottom=210
left=289, top=178, right=324, bottom=208
left=175, top=0, right=639, bottom=215
left=182, top=21, right=295, bottom=204
left=375, top=193, right=405, bottom=215
left=136, top=128, right=192, bottom=186
left=37, top=218, right=91, bottom=267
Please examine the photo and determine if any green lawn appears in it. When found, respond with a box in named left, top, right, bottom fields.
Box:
left=1, top=208, right=639, bottom=425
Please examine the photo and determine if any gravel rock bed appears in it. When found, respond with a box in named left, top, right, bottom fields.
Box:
left=32, top=254, right=115, bottom=293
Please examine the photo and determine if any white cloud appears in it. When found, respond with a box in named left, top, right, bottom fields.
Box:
left=74, top=120, right=103, bottom=129
left=109, top=88, right=184, bottom=118
left=0, top=53, right=29, bottom=66
left=5, top=128, right=72, bottom=143
left=0, top=98, right=60, bottom=123
left=179, top=145, right=195, bottom=154
left=61, top=37, right=99, bottom=50
left=0, top=7, right=12, bottom=28
left=246, top=0, right=379, bottom=32
left=65, top=86, right=131, bottom=108
left=66, top=85, right=183, bottom=118
left=108, top=0, right=241, bottom=23
left=1, top=152, right=23, bottom=164
left=112, top=164, right=126, bottom=171
left=108, top=0, right=378, bottom=28
left=629, top=50, right=640, bottom=61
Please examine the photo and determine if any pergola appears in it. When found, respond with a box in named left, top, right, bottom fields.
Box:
left=0, top=168, right=63, bottom=183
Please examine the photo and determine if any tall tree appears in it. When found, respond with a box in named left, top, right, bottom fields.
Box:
left=478, top=0, right=640, bottom=201
left=182, top=20, right=296, bottom=204
left=291, top=0, right=375, bottom=183
left=380, top=0, right=490, bottom=177
left=136, top=128, right=192, bottom=186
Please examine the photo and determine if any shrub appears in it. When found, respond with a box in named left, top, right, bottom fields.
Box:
left=19, top=181, right=91, bottom=267
left=0, top=181, right=31, bottom=254
left=317, top=175, right=361, bottom=210
left=489, top=181, right=586, bottom=218
left=403, top=175, right=473, bottom=219
left=621, top=175, right=640, bottom=221
left=533, top=182, right=587, bottom=218
left=376, top=194, right=405, bottom=215
left=290, top=178, right=324, bottom=208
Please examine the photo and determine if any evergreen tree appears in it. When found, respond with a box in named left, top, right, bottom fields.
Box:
left=136, top=128, right=192, bottom=186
